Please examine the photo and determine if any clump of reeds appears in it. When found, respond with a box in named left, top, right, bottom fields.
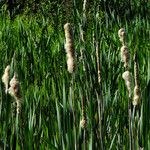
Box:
left=118, top=28, right=143, bottom=149
left=2, top=65, right=10, bottom=94
left=64, top=23, right=76, bottom=73
left=8, top=73, right=22, bottom=114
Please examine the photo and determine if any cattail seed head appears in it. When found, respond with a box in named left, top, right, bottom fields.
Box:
left=9, top=73, right=21, bottom=99
left=133, top=85, right=140, bottom=106
left=8, top=73, right=22, bottom=114
left=80, top=118, right=87, bottom=129
left=64, top=23, right=76, bottom=73
left=67, top=57, right=75, bottom=73
left=118, top=28, right=126, bottom=45
left=2, top=65, right=10, bottom=94
left=122, top=71, right=131, bottom=82
left=121, top=46, right=130, bottom=68
left=122, top=71, right=132, bottom=98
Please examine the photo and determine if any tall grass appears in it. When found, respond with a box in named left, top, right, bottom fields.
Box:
left=0, top=2, right=149, bottom=150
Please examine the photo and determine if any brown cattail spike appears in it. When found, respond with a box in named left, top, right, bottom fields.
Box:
left=64, top=23, right=76, bottom=73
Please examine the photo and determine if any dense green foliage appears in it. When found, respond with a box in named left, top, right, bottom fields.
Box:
left=0, top=1, right=149, bottom=149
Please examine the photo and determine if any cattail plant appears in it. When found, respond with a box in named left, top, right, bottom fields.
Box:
left=94, top=34, right=104, bottom=149
left=132, top=52, right=143, bottom=149
left=8, top=73, right=22, bottom=114
left=118, top=28, right=133, bottom=150
left=2, top=65, right=10, bottom=94
left=64, top=23, right=76, bottom=73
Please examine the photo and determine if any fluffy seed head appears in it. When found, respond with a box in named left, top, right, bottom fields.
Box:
left=64, top=23, right=76, bottom=73
left=133, top=85, right=140, bottom=106
left=121, top=46, right=130, bottom=68
left=67, top=57, right=75, bottom=73
left=2, top=65, right=10, bottom=93
left=9, top=73, right=21, bottom=99
left=118, top=28, right=126, bottom=45
left=65, top=43, right=74, bottom=55
left=122, top=71, right=132, bottom=98
left=122, top=71, right=131, bottom=82
left=80, top=118, right=87, bottom=129
left=118, top=28, right=125, bottom=38
left=9, top=73, right=22, bottom=114
left=64, top=23, right=71, bottom=31
left=64, top=23, right=73, bottom=44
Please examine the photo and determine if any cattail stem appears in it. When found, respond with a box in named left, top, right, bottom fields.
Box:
left=95, top=39, right=104, bottom=150
left=129, top=97, right=134, bottom=150
left=96, top=41, right=101, bottom=84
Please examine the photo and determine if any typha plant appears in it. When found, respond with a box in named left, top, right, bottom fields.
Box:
left=95, top=39, right=104, bottom=150
left=132, top=51, right=143, bottom=149
left=118, top=28, right=133, bottom=150
left=64, top=22, right=77, bottom=148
